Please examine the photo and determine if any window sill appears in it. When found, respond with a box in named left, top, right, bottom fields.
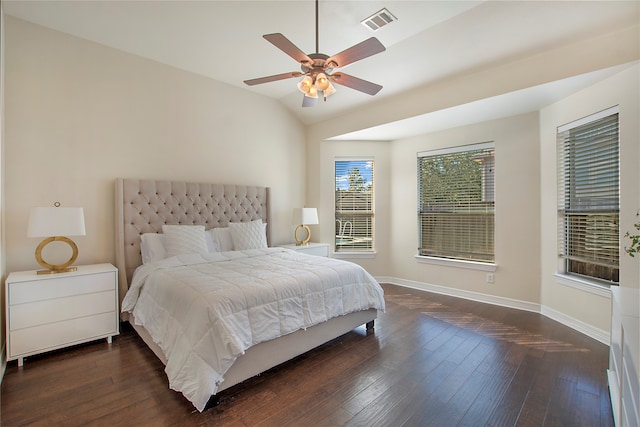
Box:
left=333, top=252, right=376, bottom=259
left=415, top=255, right=497, bottom=272
left=554, top=274, right=612, bottom=298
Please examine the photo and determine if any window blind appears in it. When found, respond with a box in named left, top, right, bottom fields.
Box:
left=417, top=143, right=495, bottom=262
left=335, top=160, right=374, bottom=252
left=557, top=108, right=619, bottom=284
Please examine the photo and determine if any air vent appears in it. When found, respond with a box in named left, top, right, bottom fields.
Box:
left=361, top=8, right=397, bottom=31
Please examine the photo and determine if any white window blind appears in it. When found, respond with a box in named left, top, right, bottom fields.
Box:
left=557, top=107, right=619, bottom=284
left=335, top=160, right=374, bottom=252
left=418, top=143, right=495, bottom=262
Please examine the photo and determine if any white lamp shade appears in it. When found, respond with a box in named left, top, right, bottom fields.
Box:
left=297, top=76, right=313, bottom=94
left=306, top=86, right=318, bottom=98
left=27, top=207, right=86, bottom=238
left=292, top=208, right=319, bottom=225
left=314, top=73, right=330, bottom=91
left=323, top=82, right=337, bottom=97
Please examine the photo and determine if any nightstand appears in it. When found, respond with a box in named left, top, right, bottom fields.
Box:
left=279, top=242, right=329, bottom=257
left=5, top=263, right=119, bottom=367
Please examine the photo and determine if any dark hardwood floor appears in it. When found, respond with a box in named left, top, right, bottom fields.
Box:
left=1, top=284, right=614, bottom=426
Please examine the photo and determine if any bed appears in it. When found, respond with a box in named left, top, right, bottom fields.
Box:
left=114, top=178, right=385, bottom=411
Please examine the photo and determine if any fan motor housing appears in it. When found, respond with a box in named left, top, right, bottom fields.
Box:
left=301, top=53, right=335, bottom=74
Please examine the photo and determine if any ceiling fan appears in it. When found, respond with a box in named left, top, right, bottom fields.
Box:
left=243, top=0, right=386, bottom=107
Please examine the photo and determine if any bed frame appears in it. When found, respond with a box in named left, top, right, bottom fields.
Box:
left=114, top=178, right=377, bottom=398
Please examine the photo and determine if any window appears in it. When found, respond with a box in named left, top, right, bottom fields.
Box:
left=335, top=159, right=374, bottom=252
left=417, top=142, right=495, bottom=263
left=557, top=107, right=619, bottom=285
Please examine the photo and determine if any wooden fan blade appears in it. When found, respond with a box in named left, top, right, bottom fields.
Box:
left=244, top=72, right=303, bottom=86
left=263, top=33, right=312, bottom=64
left=326, top=38, right=385, bottom=68
left=330, top=72, right=382, bottom=96
left=302, top=95, right=318, bottom=108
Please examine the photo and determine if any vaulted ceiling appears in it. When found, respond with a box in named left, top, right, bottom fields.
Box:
left=4, top=1, right=639, bottom=138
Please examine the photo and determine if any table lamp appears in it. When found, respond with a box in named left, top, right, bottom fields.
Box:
left=292, top=207, right=318, bottom=246
left=27, top=202, right=86, bottom=274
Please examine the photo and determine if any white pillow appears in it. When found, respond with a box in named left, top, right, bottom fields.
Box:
left=205, top=232, right=218, bottom=253
left=162, top=225, right=209, bottom=257
left=229, top=220, right=268, bottom=250
left=140, top=233, right=168, bottom=264
left=208, top=227, right=234, bottom=252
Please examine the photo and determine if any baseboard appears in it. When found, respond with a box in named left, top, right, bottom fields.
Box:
left=541, top=305, right=610, bottom=345
left=378, top=276, right=540, bottom=313
left=378, top=276, right=609, bottom=345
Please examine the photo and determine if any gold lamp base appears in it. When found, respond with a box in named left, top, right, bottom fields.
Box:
left=35, top=236, right=79, bottom=275
left=295, top=224, right=311, bottom=246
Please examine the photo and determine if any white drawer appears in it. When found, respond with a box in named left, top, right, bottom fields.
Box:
left=9, top=271, right=115, bottom=305
left=279, top=243, right=329, bottom=257
left=9, top=312, right=118, bottom=358
left=299, top=245, right=329, bottom=257
left=9, top=290, right=116, bottom=330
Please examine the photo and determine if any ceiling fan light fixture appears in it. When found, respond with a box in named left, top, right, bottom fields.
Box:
left=323, top=82, right=336, bottom=98
left=245, top=0, right=385, bottom=107
left=297, top=75, right=314, bottom=94
left=314, top=73, right=330, bottom=91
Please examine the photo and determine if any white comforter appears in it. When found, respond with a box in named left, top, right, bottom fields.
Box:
left=121, top=247, right=385, bottom=411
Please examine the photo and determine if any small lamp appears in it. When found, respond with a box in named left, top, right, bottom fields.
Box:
left=323, top=82, right=337, bottom=99
left=314, top=73, right=330, bottom=91
left=27, top=202, right=86, bottom=274
left=298, top=73, right=335, bottom=101
left=292, top=208, right=319, bottom=246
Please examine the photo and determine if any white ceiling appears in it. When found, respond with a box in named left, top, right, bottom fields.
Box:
left=328, top=63, right=636, bottom=140
left=4, top=0, right=639, bottom=138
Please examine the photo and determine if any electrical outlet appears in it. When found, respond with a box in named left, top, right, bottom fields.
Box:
left=486, top=273, right=494, bottom=283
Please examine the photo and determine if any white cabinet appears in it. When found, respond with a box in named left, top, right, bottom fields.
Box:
left=279, top=242, right=329, bottom=257
left=608, top=286, right=640, bottom=427
left=5, top=263, right=119, bottom=366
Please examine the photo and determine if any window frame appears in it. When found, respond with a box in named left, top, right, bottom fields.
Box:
left=417, top=142, right=496, bottom=266
left=334, top=157, right=375, bottom=256
left=556, top=106, right=620, bottom=286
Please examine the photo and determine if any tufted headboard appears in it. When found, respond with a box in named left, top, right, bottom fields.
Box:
left=114, top=178, right=271, bottom=305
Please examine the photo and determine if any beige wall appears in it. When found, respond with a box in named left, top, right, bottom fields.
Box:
left=313, top=139, right=391, bottom=277
left=386, top=113, right=541, bottom=306
left=308, top=114, right=541, bottom=308
left=4, top=16, right=307, bottom=275
left=307, top=117, right=542, bottom=312
left=1, top=1, right=7, bottom=374
left=540, top=64, right=640, bottom=344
